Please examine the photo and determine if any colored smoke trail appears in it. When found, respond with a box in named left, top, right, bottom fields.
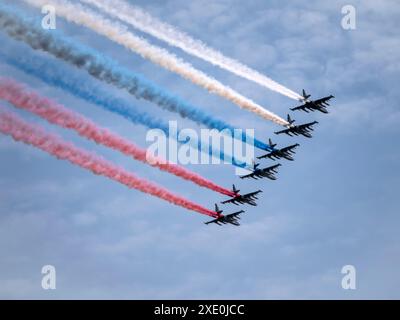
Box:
left=25, top=0, right=289, bottom=126
left=83, top=0, right=302, bottom=100
left=0, top=108, right=218, bottom=218
left=0, top=77, right=235, bottom=196
left=0, top=52, right=257, bottom=167
left=0, top=4, right=271, bottom=152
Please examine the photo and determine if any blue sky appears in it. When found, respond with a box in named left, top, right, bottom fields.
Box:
left=0, top=0, right=399, bottom=299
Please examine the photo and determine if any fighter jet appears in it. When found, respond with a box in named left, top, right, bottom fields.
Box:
left=221, top=184, right=262, bottom=206
left=257, top=138, right=300, bottom=161
left=291, top=90, right=334, bottom=114
left=204, top=204, right=244, bottom=226
left=240, top=162, right=281, bottom=180
left=274, top=114, right=318, bottom=138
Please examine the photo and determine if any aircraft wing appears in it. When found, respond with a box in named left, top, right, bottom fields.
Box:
left=221, top=198, right=238, bottom=204
left=205, top=210, right=244, bottom=226
left=261, top=164, right=281, bottom=173
left=290, top=102, right=313, bottom=111
left=256, top=152, right=270, bottom=160
left=314, top=105, right=328, bottom=113
left=242, top=190, right=262, bottom=200
left=274, top=127, right=293, bottom=135
left=313, top=96, right=332, bottom=106
left=239, top=171, right=257, bottom=179
left=259, top=143, right=295, bottom=159
left=204, top=216, right=224, bottom=225
left=292, top=98, right=333, bottom=113
left=224, top=211, right=244, bottom=225
left=221, top=191, right=261, bottom=205
left=280, top=143, right=300, bottom=153
left=297, top=121, right=318, bottom=131
left=226, top=210, right=244, bottom=219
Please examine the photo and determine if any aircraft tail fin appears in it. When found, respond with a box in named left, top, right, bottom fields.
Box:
left=302, top=89, right=311, bottom=100
left=215, top=203, right=223, bottom=215
left=287, top=114, right=295, bottom=125
left=268, top=138, right=277, bottom=148
left=252, top=160, right=259, bottom=169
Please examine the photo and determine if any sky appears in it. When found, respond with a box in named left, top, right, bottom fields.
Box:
left=0, top=0, right=399, bottom=299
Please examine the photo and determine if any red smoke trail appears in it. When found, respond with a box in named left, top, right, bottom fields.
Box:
left=0, top=78, right=235, bottom=197
left=0, top=108, right=218, bottom=217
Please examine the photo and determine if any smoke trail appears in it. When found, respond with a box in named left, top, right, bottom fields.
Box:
left=0, top=50, right=170, bottom=132
left=0, top=49, right=269, bottom=152
left=83, top=0, right=302, bottom=101
left=0, top=108, right=218, bottom=218
left=0, top=4, right=271, bottom=152
left=0, top=53, right=254, bottom=169
left=24, top=0, right=289, bottom=126
left=0, top=78, right=235, bottom=196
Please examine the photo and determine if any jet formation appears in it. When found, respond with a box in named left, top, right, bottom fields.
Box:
left=205, top=90, right=334, bottom=226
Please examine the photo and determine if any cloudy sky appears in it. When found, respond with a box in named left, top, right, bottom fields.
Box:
left=0, top=0, right=399, bottom=299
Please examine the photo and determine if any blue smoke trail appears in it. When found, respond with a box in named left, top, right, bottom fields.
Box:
left=0, top=47, right=249, bottom=168
left=0, top=50, right=168, bottom=133
left=0, top=3, right=271, bottom=153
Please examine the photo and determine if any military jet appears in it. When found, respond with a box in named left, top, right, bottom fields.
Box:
left=257, top=138, right=300, bottom=161
left=240, top=162, right=281, bottom=180
left=274, top=114, right=318, bottom=138
left=204, top=204, right=244, bottom=226
left=291, top=90, right=334, bottom=114
left=221, top=184, right=262, bottom=206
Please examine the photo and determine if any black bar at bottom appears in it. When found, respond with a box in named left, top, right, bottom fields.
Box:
left=0, top=300, right=398, bottom=318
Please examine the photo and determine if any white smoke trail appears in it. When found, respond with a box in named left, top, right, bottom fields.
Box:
left=81, top=0, right=302, bottom=101
left=24, top=0, right=289, bottom=126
